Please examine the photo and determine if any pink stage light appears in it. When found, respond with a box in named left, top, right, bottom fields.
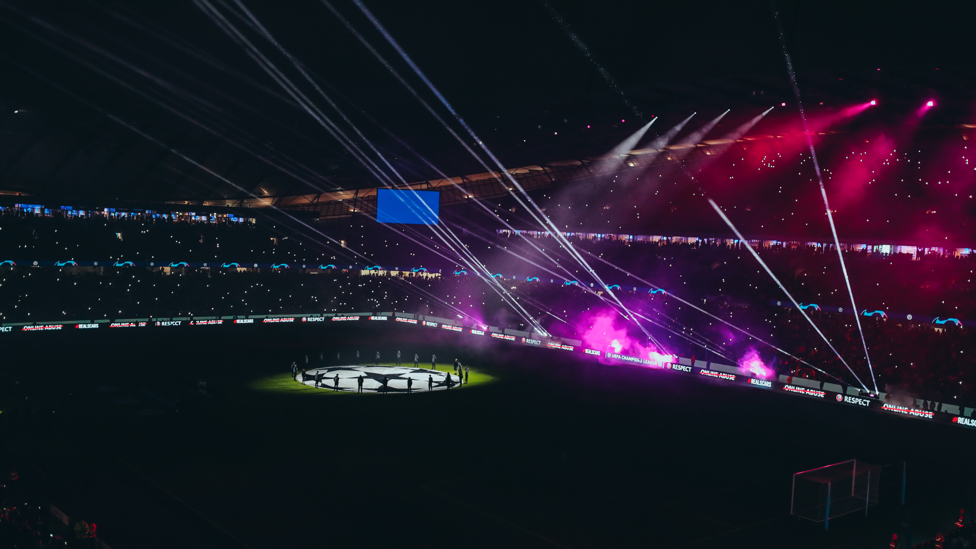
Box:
left=869, top=100, right=877, bottom=106
left=621, top=119, right=626, bottom=123
left=781, top=102, right=786, bottom=107
left=926, top=100, right=935, bottom=107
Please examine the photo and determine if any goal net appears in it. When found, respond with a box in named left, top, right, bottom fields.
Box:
left=791, top=459, right=883, bottom=522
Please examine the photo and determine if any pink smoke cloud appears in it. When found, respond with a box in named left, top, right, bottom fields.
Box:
left=581, top=310, right=673, bottom=367
left=738, top=347, right=772, bottom=379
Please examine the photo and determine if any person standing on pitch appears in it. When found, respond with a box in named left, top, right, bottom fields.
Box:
left=290, top=361, right=297, bottom=378
left=454, top=358, right=459, bottom=374
left=407, top=377, right=413, bottom=393
left=357, top=374, right=364, bottom=394
left=356, top=350, right=360, bottom=362
left=334, top=374, right=340, bottom=391
left=315, top=371, right=322, bottom=388
left=414, top=353, right=419, bottom=368
left=396, top=350, right=401, bottom=366
left=432, top=354, right=437, bottom=370
left=465, top=365, right=469, bottom=384
left=375, top=351, right=380, bottom=366
left=428, top=375, right=433, bottom=392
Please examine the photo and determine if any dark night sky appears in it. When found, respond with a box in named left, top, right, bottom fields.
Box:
left=3, top=0, right=973, bottom=114
left=0, top=0, right=973, bottom=192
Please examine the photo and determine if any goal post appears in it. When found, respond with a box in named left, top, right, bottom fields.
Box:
left=791, top=459, right=883, bottom=529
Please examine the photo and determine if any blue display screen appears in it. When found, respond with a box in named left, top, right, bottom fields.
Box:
left=376, top=189, right=440, bottom=225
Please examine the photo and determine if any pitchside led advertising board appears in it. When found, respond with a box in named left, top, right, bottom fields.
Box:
left=376, top=189, right=440, bottom=225
left=5, top=311, right=976, bottom=430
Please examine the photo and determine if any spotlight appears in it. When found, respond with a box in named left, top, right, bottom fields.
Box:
left=926, top=100, right=935, bottom=107
left=869, top=100, right=877, bottom=106
left=621, top=119, right=625, bottom=123
left=780, top=102, right=786, bottom=107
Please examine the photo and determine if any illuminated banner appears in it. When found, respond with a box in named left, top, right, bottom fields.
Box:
left=523, top=338, right=541, bottom=346
left=234, top=318, right=254, bottom=324
left=331, top=316, right=361, bottom=322
left=302, top=317, right=325, bottom=322
left=110, top=322, right=144, bottom=328
left=606, top=352, right=671, bottom=368
left=783, top=385, right=825, bottom=398
left=747, top=378, right=772, bottom=388
left=835, top=394, right=871, bottom=407
left=0, top=326, right=11, bottom=333
left=155, top=320, right=181, bottom=327
left=470, top=329, right=485, bottom=336
left=882, top=404, right=933, bottom=419
left=491, top=333, right=516, bottom=341
left=262, top=317, right=295, bottom=323
left=668, top=363, right=694, bottom=373
left=699, top=370, right=736, bottom=381
left=546, top=342, right=573, bottom=351
left=75, top=323, right=100, bottom=329
left=441, top=324, right=462, bottom=332
left=395, top=317, right=418, bottom=325
left=953, top=416, right=976, bottom=428
left=22, top=324, right=62, bottom=331
left=584, top=349, right=601, bottom=356
left=369, top=316, right=389, bottom=321
left=423, top=321, right=438, bottom=328
left=191, top=320, right=223, bottom=326
left=606, top=352, right=645, bottom=365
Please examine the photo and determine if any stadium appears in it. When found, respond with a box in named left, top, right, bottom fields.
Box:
left=1, top=1, right=976, bottom=548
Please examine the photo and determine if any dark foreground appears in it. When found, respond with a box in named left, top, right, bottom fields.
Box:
left=1, top=323, right=973, bottom=548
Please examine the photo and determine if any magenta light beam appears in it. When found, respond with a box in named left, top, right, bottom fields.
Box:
left=772, top=7, right=877, bottom=393
left=350, top=0, right=660, bottom=348
left=709, top=199, right=869, bottom=392
left=579, top=248, right=850, bottom=385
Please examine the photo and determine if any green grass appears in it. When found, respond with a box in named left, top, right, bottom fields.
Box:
left=249, top=362, right=496, bottom=395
